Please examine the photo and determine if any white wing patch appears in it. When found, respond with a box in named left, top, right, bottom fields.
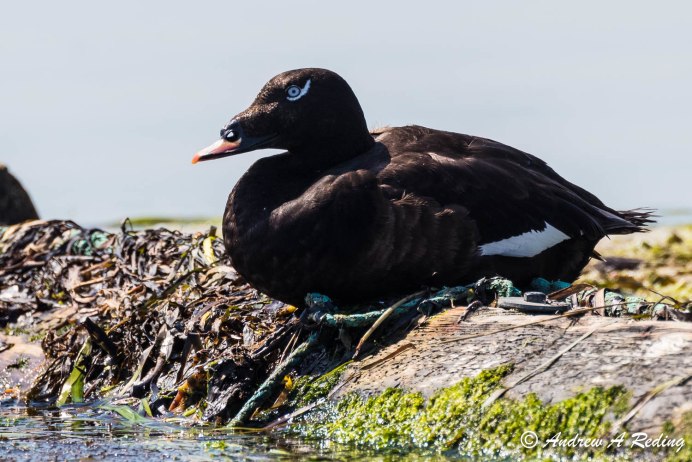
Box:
left=287, top=79, right=311, bottom=101
left=479, top=222, right=570, bottom=258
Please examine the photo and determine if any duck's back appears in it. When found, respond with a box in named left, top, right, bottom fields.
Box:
left=372, top=125, right=650, bottom=284
left=376, top=126, right=638, bottom=239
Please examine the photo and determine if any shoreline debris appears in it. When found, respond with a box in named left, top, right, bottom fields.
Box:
left=0, top=220, right=690, bottom=429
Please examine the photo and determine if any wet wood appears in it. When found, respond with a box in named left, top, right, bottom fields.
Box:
left=339, top=307, right=692, bottom=433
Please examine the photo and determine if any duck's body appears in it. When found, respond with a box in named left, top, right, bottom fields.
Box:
left=194, top=69, right=652, bottom=306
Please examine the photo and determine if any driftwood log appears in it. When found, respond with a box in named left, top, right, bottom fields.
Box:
left=339, top=306, right=692, bottom=433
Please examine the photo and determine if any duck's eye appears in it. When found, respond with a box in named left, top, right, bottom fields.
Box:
left=286, top=86, right=301, bottom=99
left=285, top=79, right=311, bottom=102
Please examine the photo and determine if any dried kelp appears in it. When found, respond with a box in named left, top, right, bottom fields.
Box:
left=0, top=220, right=311, bottom=422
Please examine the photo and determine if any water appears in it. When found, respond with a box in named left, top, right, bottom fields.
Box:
left=0, top=401, right=454, bottom=462
left=655, top=209, right=692, bottom=227
left=0, top=402, right=295, bottom=461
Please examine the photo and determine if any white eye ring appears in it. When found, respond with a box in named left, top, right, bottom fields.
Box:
left=286, top=79, right=311, bottom=101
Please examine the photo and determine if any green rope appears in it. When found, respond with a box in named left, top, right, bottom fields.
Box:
left=70, top=230, right=111, bottom=256
left=529, top=277, right=571, bottom=294
left=486, top=277, right=522, bottom=297
left=228, top=331, right=320, bottom=427
left=305, top=286, right=474, bottom=328
left=318, top=309, right=390, bottom=328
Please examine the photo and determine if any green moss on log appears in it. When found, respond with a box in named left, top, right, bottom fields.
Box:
left=289, top=362, right=350, bottom=408
left=665, top=411, right=692, bottom=462
left=291, top=365, right=648, bottom=459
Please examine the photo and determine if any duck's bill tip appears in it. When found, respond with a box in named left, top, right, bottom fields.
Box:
left=192, top=134, right=279, bottom=164
left=192, top=139, right=241, bottom=164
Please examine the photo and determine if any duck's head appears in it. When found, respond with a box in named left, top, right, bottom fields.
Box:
left=193, top=68, right=373, bottom=164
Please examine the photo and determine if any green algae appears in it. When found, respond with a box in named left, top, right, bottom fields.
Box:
left=112, top=216, right=222, bottom=228
left=2, top=325, right=30, bottom=336
left=664, top=411, right=692, bottom=462
left=291, top=365, right=646, bottom=459
left=288, top=362, right=351, bottom=408
left=6, top=355, right=30, bottom=369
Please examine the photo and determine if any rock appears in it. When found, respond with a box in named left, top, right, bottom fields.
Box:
left=0, top=164, right=39, bottom=226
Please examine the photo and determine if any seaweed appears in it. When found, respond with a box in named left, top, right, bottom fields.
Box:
left=0, top=220, right=298, bottom=422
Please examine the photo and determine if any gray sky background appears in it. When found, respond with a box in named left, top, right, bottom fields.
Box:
left=2, top=1, right=690, bottom=225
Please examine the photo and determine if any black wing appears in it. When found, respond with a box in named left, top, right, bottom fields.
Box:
left=376, top=125, right=645, bottom=245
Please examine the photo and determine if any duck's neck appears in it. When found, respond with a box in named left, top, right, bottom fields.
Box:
left=228, top=133, right=376, bottom=235
left=291, top=125, right=375, bottom=170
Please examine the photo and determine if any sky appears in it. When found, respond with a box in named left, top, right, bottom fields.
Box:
left=1, top=1, right=691, bottom=225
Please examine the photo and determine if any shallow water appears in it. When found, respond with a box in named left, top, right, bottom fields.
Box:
left=0, top=401, right=462, bottom=462
left=0, top=401, right=297, bottom=461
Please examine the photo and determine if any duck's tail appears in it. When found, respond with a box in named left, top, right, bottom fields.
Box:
left=609, top=208, right=657, bottom=234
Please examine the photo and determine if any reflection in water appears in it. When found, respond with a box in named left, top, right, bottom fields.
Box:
left=1, top=401, right=301, bottom=461
left=0, top=401, right=459, bottom=461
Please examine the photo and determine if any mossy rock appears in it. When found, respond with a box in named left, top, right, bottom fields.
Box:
left=0, top=164, right=38, bottom=226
